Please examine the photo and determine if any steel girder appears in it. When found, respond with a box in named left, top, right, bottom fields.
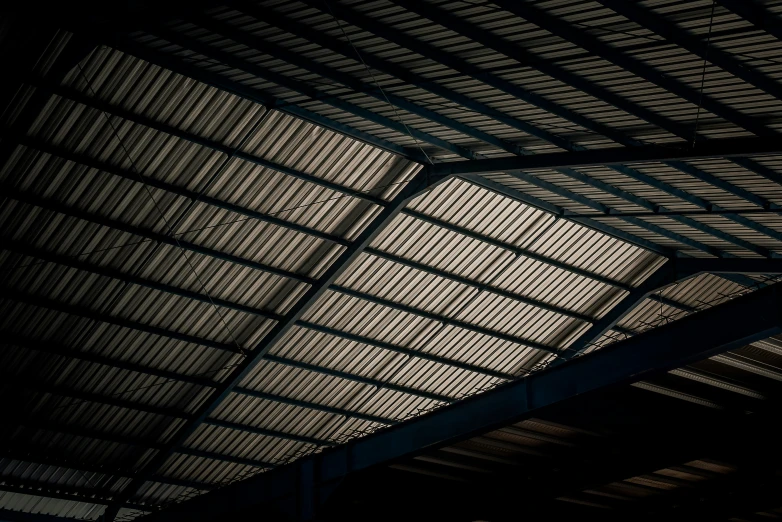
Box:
left=132, top=281, right=782, bottom=522
left=426, top=136, right=782, bottom=179
left=98, top=167, right=450, bottom=520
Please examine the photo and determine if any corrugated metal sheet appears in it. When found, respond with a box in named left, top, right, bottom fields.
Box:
left=3, top=0, right=782, bottom=518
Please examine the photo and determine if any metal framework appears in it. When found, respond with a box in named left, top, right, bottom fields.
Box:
left=4, top=1, right=782, bottom=520
left=132, top=281, right=782, bottom=521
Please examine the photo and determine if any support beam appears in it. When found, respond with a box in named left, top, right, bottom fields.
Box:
left=716, top=0, right=782, bottom=43
left=95, top=33, right=426, bottom=162
left=100, top=168, right=447, bottom=521
left=675, top=257, right=782, bottom=276
left=134, top=281, right=782, bottom=522
left=506, top=171, right=763, bottom=258
left=493, top=0, right=772, bottom=137
left=462, top=176, right=675, bottom=257
left=596, top=0, right=782, bottom=102
left=2, top=185, right=316, bottom=285
left=426, top=136, right=782, bottom=179
left=0, top=508, right=96, bottom=522
left=560, top=260, right=677, bottom=360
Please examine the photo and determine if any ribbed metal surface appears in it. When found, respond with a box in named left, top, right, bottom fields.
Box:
left=3, top=0, right=782, bottom=518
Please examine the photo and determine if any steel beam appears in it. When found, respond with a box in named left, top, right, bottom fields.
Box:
left=100, top=168, right=449, bottom=521
left=137, top=26, right=473, bottom=161
left=2, top=240, right=516, bottom=380
left=717, top=0, right=782, bottom=43
left=426, top=136, right=782, bottom=179
left=674, top=257, right=782, bottom=276
left=596, top=0, right=782, bottom=102
left=94, top=34, right=425, bottom=162
left=3, top=185, right=316, bottom=286
left=445, top=176, right=676, bottom=260
left=493, top=0, right=771, bottom=137
left=506, top=171, right=761, bottom=258
left=301, top=0, right=782, bottom=249
left=134, top=281, right=782, bottom=522
left=0, top=508, right=98, bottom=522
left=0, top=480, right=148, bottom=511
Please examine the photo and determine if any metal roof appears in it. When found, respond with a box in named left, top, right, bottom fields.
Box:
left=2, top=0, right=782, bottom=520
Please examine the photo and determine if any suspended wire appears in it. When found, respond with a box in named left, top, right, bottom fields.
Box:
left=693, top=1, right=717, bottom=148
left=1, top=176, right=415, bottom=276
left=68, top=57, right=251, bottom=357
left=321, top=0, right=435, bottom=164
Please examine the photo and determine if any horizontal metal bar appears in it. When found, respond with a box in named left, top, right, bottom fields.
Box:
left=427, top=136, right=782, bottom=178
left=3, top=185, right=316, bottom=285
left=13, top=135, right=350, bottom=247
left=465, top=171, right=678, bottom=254
left=0, top=508, right=98, bottom=522
left=549, top=168, right=775, bottom=258
left=1, top=237, right=283, bottom=322
left=175, top=447, right=275, bottom=469
left=363, top=247, right=596, bottom=325
left=297, top=320, right=515, bottom=381
left=31, top=79, right=386, bottom=206
left=233, top=387, right=393, bottom=426
left=2, top=332, right=219, bottom=389
left=136, top=281, right=782, bottom=522
left=0, top=481, right=149, bottom=511
left=203, top=419, right=330, bottom=447
left=9, top=377, right=191, bottom=419
left=0, top=450, right=214, bottom=491
left=551, top=208, right=782, bottom=218
left=262, top=354, right=453, bottom=404
left=675, top=258, right=782, bottom=276
left=330, top=284, right=557, bottom=354
left=507, top=171, right=746, bottom=258
left=401, top=208, right=637, bottom=291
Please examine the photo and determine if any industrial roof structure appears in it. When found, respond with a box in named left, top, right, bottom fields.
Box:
left=2, top=0, right=782, bottom=520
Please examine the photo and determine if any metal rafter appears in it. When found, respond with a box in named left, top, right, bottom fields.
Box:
left=716, top=0, right=782, bottom=43
left=426, top=137, right=782, bottom=178
left=389, top=0, right=694, bottom=141
left=288, top=0, right=782, bottom=250
left=504, top=170, right=764, bottom=258
left=142, top=25, right=477, bottom=161
left=595, top=0, right=782, bottom=102
left=99, top=167, right=449, bottom=520
left=492, top=0, right=771, bottom=137
left=95, top=32, right=426, bottom=162
left=134, top=280, right=782, bottom=522
left=10, top=83, right=669, bottom=298
left=2, top=237, right=514, bottom=380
